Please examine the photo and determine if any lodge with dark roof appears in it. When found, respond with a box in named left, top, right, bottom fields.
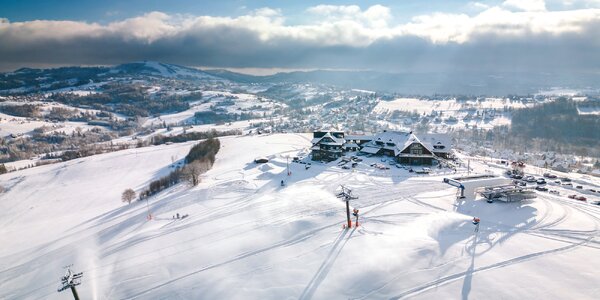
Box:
left=310, top=130, right=451, bottom=165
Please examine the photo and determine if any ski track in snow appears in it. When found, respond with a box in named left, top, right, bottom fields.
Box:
left=1, top=134, right=600, bottom=299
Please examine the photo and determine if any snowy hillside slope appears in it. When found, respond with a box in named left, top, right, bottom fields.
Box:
left=113, top=61, right=222, bottom=80
left=1, top=134, right=599, bottom=299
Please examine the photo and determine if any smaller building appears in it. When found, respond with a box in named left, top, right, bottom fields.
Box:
left=311, top=131, right=345, bottom=162
left=418, top=134, right=452, bottom=159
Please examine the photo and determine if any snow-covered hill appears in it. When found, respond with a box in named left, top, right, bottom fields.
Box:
left=112, top=61, right=223, bottom=80
left=0, top=134, right=599, bottom=299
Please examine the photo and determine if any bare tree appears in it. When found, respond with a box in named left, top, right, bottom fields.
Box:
left=121, top=188, right=136, bottom=204
left=182, top=159, right=210, bottom=186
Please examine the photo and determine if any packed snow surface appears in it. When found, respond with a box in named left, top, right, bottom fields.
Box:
left=1, top=134, right=599, bottom=299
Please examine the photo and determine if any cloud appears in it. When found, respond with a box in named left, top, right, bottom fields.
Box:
left=0, top=4, right=599, bottom=73
left=468, top=2, right=491, bottom=10
left=502, top=0, right=547, bottom=11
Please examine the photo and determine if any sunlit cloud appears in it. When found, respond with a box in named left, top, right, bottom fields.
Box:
left=0, top=4, right=599, bottom=72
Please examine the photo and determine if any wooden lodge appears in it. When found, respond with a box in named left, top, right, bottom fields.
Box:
left=311, top=130, right=451, bottom=165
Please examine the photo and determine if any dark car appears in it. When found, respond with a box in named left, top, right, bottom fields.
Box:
left=535, top=186, right=548, bottom=192
left=576, top=185, right=583, bottom=189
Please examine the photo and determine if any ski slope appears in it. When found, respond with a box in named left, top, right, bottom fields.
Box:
left=1, top=134, right=599, bottom=299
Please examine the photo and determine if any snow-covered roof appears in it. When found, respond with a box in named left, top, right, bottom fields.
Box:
left=419, top=133, right=452, bottom=154
left=312, top=132, right=344, bottom=146
left=358, top=131, right=445, bottom=157
left=360, top=146, right=382, bottom=154
left=345, top=135, right=373, bottom=141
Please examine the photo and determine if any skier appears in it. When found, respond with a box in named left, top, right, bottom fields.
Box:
left=472, top=217, right=480, bottom=233
left=352, top=208, right=360, bottom=227
left=281, top=180, right=285, bottom=186
left=176, top=213, right=180, bottom=219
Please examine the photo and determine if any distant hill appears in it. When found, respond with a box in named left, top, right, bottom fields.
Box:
left=204, top=69, right=600, bottom=95
left=3, top=61, right=600, bottom=95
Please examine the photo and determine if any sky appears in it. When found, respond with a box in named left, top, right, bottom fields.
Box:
left=0, top=0, right=599, bottom=74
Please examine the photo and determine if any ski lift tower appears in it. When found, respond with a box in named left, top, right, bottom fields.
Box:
left=336, top=185, right=358, bottom=228
left=58, top=265, right=83, bottom=300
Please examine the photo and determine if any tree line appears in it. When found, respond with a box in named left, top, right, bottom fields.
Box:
left=133, top=138, right=221, bottom=202
left=511, top=98, right=600, bottom=147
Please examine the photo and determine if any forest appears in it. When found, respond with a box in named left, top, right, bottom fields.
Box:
left=511, top=98, right=600, bottom=147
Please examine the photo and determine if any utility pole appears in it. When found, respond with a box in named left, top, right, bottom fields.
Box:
left=336, top=185, right=358, bottom=229
left=467, top=159, right=471, bottom=175
left=286, top=156, right=291, bottom=176
left=145, top=196, right=152, bottom=220
left=58, top=265, right=83, bottom=300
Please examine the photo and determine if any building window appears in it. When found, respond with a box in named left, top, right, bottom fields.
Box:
left=410, top=143, right=423, bottom=155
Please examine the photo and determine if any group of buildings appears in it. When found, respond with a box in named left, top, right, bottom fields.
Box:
left=310, top=130, right=452, bottom=165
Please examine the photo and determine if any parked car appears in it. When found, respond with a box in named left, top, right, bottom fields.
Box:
left=568, top=194, right=577, bottom=199
left=563, top=182, right=573, bottom=186
left=395, top=164, right=403, bottom=169
left=549, top=190, right=560, bottom=195
left=588, top=189, right=597, bottom=193
left=342, top=165, right=351, bottom=170
left=561, top=177, right=572, bottom=182
left=535, top=186, right=548, bottom=192
left=536, top=178, right=546, bottom=185
left=525, top=176, right=536, bottom=183
left=554, top=180, right=561, bottom=184
left=543, top=173, right=558, bottom=179
left=576, top=185, right=583, bottom=189
left=575, top=196, right=587, bottom=201
left=518, top=181, right=527, bottom=187
left=513, top=174, right=523, bottom=180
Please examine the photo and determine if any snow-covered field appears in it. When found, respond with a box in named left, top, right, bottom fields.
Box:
left=374, top=98, right=529, bottom=115
left=1, top=134, right=599, bottom=299
left=143, top=91, right=282, bottom=127
left=0, top=112, right=99, bottom=137
left=373, top=97, right=530, bottom=130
